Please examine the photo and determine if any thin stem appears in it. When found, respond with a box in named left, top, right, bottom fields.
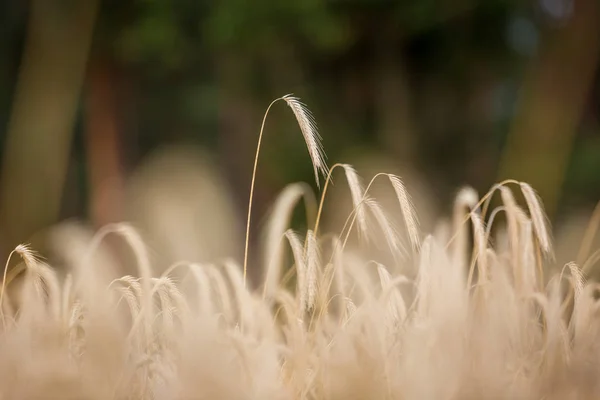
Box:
left=0, top=248, right=29, bottom=327
left=244, top=98, right=281, bottom=287
left=0, top=249, right=17, bottom=327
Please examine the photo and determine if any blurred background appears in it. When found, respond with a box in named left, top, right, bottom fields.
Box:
left=0, top=0, right=598, bottom=274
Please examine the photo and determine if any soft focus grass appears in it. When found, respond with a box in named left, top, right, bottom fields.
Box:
left=0, top=96, right=598, bottom=399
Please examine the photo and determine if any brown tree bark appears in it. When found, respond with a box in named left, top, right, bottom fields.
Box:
left=0, top=0, right=99, bottom=253
left=84, top=57, right=124, bottom=227
left=498, top=0, right=600, bottom=218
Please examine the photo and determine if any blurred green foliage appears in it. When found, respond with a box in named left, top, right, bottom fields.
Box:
left=0, top=0, right=598, bottom=225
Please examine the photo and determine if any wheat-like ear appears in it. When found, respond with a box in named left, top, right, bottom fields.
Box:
left=519, top=182, right=552, bottom=256
left=153, top=278, right=176, bottom=333
left=68, top=299, right=84, bottom=359
left=563, top=261, right=585, bottom=312
left=569, top=262, right=584, bottom=290
left=451, top=187, right=479, bottom=268
left=163, top=278, right=190, bottom=320
left=151, top=276, right=187, bottom=337
left=339, top=164, right=369, bottom=239
left=14, top=244, right=39, bottom=267
left=114, top=283, right=141, bottom=319
left=305, top=230, right=320, bottom=312
left=387, top=174, right=420, bottom=251
left=282, top=95, right=328, bottom=187
left=109, top=276, right=144, bottom=326
left=466, top=212, right=488, bottom=289
left=282, top=230, right=309, bottom=311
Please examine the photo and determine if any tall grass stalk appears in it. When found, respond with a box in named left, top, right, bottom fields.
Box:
left=243, top=95, right=326, bottom=286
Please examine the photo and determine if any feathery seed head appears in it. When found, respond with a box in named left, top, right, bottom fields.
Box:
left=282, top=95, right=328, bottom=188
left=387, top=174, right=421, bottom=251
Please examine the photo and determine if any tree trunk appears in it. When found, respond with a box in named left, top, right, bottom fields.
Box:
left=85, top=57, right=124, bottom=227
left=0, top=0, right=99, bottom=253
left=498, top=0, right=600, bottom=218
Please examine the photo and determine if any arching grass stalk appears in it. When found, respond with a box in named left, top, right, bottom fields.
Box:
left=243, top=95, right=327, bottom=286
left=0, top=244, right=38, bottom=327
